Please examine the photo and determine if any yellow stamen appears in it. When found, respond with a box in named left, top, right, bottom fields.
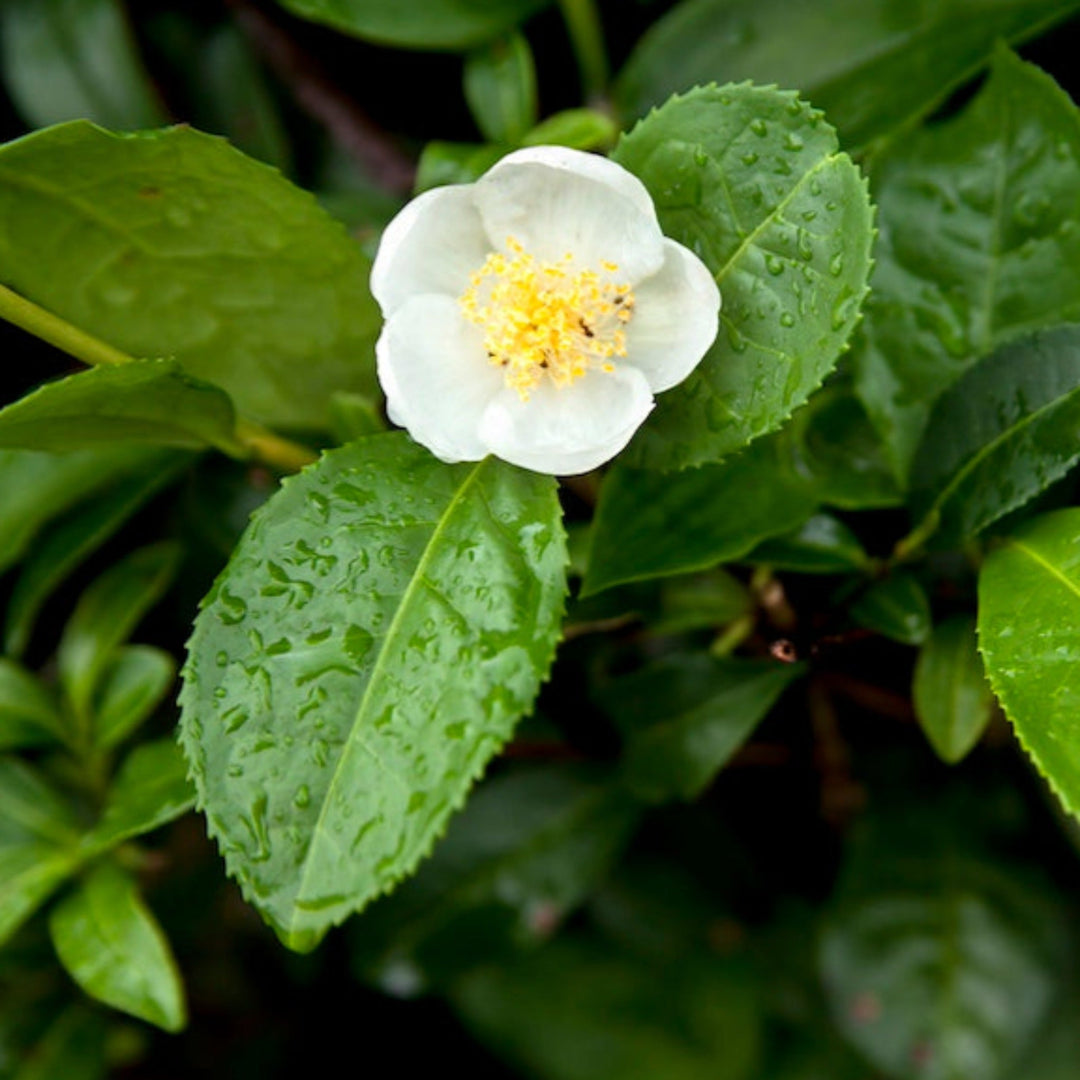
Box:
left=459, top=236, right=636, bottom=400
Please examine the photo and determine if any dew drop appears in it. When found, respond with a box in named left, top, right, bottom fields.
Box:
left=829, top=252, right=845, bottom=277
left=750, top=118, right=768, bottom=137
left=293, top=785, right=311, bottom=809
left=765, top=254, right=785, bottom=276
left=780, top=312, right=796, bottom=327
left=741, top=151, right=759, bottom=167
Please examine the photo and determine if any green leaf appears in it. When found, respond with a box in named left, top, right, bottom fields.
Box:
left=50, top=862, right=186, bottom=1032
left=83, top=739, right=194, bottom=855
left=854, top=48, right=1080, bottom=478
left=913, top=617, right=994, bottom=765
left=747, top=514, right=869, bottom=574
left=613, top=84, right=873, bottom=470
left=451, top=937, right=761, bottom=1080
left=850, top=573, right=931, bottom=646
left=92, top=647, right=177, bottom=750
left=58, top=543, right=180, bottom=725
left=522, top=108, right=617, bottom=151
left=601, top=655, right=803, bottom=802
left=179, top=433, right=567, bottom=951
left=0, top=121, right=381, bottom=430
left=0, top=445, right=156, bottom=576
left=276, top=0, right=550, bottom=49
left=584, top=430, right=820, bottom=596
left=654, top=570, right=753, bottom=635
left=13, top=1008, right=106, bottom=1080
left=0, top=659, right=62, bottom=751
left=978, top=509, right=1080, bottom=818
left=910, top=326, right=1080, bottom=547
left=0, top=360, right=241, bottom=453
left=329, top=392, right=385, bottom=443
left=0, top=758, right=81, bottom=946
left=414, top=141, right=507, bottom=193
left=616, top=0, right=1080, bottom=150
left=0, top=0, right=166, bottom=131
left=4, top=449, right=189, bottom=658
left=464, top=32, right=537, bottom=144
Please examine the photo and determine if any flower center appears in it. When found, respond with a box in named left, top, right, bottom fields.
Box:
left=459, top=236, right=636, bottom=400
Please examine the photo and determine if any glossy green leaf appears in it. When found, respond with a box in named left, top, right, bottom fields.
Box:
left=276, top=0, right=550, bottom=49
left=0, top=659, right=62, bottom=751
left=83, top=739, right=194, bottom=855
left=4, top=449, right=188, bottom=658
left=584, top=431, right=819, bottom=596
left=452, top=937, right=760, bottom=1080
left=179, top=433, right=567, bottom=951
left=613, top=84, right=873, bottom=469
left=747, top=514, right=869, bottom=574
left=414, top=141, right=506, bottom=193
left=913, top=617, right=994, bottom=765
left=0, top=758, right=81, bottom=946
left=464, top=32, right=537, bottom=144
left=850, top=573, right=931, bottom=646
left=616, top=0, right=1080, bottom=150
left=0, top=121, right=380, bottom=430
left=0, top=360, right=241, bottom=454
left=978, top=509, right=1080, bottom=818
left=0, top=446, right=154, bottom=576
left=522, top=109, right=617, bottom=151
left=601, top=655, right=803, bottom=802
left=58, top=542, right=180, bottom=725
left=92, top=647, right=177, bottom=750
left=13, top=1008, right=106, bottom=1080
left=50, top=862, right=186, bottom=1032
left=0, top=0, right=166, bottom=130
left=854, top=48, right=1080, bottom=478
left=653, top=570, right=753, bottom=635
left=910, top=326, right=1080, bottom=547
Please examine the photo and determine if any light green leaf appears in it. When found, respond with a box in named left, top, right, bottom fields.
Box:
left=58, top=542, right=180, bottom=725
left=913, top=617, right=994, bottom=764
left=83, top=739, right=194, bottom=855
left=50, top=862, right=186, bottom=1032
left=747, top=513, right=869, bottom=574
left=522, top=109, right=617, bottom=151
left=13, top=1008, right=106, bottom=1080
left=0, top=659, right=62, bottom=751
left=414, top=141, right=506, bottom=193
left=613, top=84, right=873, bottom=470
left=584, top=430, right=820, bottom=596
left=464, top=32, right=537, bottom=144
left=0, top=120, right=380, bottom=430
left=978, top=509, right=1080, bottom=818
left=616, top=0, right=1080, bottom=150
left=601, top=655, right=803, bottom=802
left=850, top=573, right=931, bottom=646
left=4, top=449, right=189, bottom=658
left=93, top=647, right=177, bottom=750
left=452, top=938, right=761, bottom=1080
left=179, top=433, right=567, bottom=951
left=910, top=326, right=1080, bottom=547
left=0, top=360, right=241, bottom=453
left=276, top=0, right=550, bottom=49
left=854, top=48, right=1080, bottom=478
left=0, top=0, right=166, bottom=131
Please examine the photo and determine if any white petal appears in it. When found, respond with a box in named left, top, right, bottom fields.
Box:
left=376, top=294, right=504, bottom=463
left=479, top=366, right=654, bottom=475
left=623, top=239, right=722, bottom=392
left=473, top=147, right=666, bottom=284
left=370, top=185, right=492, bottom=315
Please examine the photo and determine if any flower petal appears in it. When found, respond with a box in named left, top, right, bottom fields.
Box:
left=370, top=185, right=492, bottom=315
left=623, top=239, right=722, bottom=392
left=479, top=366, right=654, bottom=475
left=377, top=294, right=504, bottom=462
left=473, top=147, right=666, bottom=283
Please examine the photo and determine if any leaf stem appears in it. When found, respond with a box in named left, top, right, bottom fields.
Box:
left=557, top=0, right=609, bottom=104
left=0, top=283, right=317, bottom=472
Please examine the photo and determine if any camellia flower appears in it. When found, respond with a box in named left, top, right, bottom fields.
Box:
left=370, top=146, right=721, bottom=475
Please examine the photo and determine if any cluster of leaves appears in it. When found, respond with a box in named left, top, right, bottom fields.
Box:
left=3, top=1, right=1080, bottom=1078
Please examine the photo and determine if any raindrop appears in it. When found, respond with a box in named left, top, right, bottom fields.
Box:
left=765, top=255, right=785, bottom=276
left=829, top=252, right=845, bottom=277
left=750, top=118, right=768, bottom=137
left=784, top=133, right=804, bottom=152
left=780, top=312, right=796, bottom=327
left=741, top=151, right=759, bottom=167
left=293, top=785, right=311, bottom=809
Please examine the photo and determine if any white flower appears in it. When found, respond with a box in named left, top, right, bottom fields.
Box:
left=370, top=146, right=720, bottom=475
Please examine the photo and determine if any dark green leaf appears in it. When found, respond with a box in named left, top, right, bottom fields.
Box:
left=613, top=84, right=873, bottom=469
left=92, top=647, right=177, bottom=750
left=978, top=508, right=1080, bottom=817
left=276, top=0, right=550, bottom=49
left=910, top=326, right=1080, bottom=546
left=13, top=1008, right=106, bottom=1080
left=0, top=121, right=381, bottom=430
left=854, top=48, right=1080, bottom=478
left=329, top=392, right=385, bottom=443
left=0, top=0, right=166, bottom=130
left=653, top=570, right=753, bottom=635
left=616, top=0, right=1080, bottom=150
left=0, top=659, right=62, bottom=751
left=601, top=654, right=803, bottom=802
left=414, top=141, right=507, bottom=193
left=522, top=108, right=617, bottom=151
left=747, top=514, right=869, bottom=574
left=583, top=431, right=819, bottom=596
left=179, top=433, right=567, bottom=951
left=913, top=617, right=994, bottom=764
left=0, top=360, right=241, bottom=453
left=850, top=573, right=931, bottom=645
left=464, top=32, right=537, bottom=144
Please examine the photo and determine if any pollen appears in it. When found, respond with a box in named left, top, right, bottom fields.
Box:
left=459, top=236, right=636, bottom=399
